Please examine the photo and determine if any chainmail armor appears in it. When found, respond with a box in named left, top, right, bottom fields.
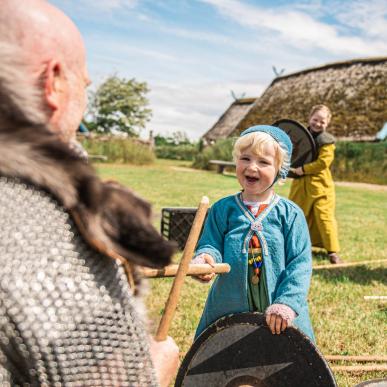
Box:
left=0, top=177, right=158, bottom=386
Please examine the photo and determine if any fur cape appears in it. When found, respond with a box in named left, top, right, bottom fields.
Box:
left=316, top=131, right=336, bottom=147
left=0, top=117, right=175, bottom=282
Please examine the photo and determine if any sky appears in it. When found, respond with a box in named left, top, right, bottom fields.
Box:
left=51, top=0, right=387, bottom=140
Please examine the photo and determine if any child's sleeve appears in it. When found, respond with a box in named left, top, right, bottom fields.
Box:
left=194, top=202, right=226, bottom=264
left=302, top=143, right=335, bottom=175
left=272, top=209, right=312, bottom=317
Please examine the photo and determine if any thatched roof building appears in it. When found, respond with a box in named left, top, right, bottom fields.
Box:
left=203, top=57, right=387, bottom=141
left=202, top=98, right=256, bottom=145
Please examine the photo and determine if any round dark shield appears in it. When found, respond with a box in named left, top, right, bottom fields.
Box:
left=272, top=119, right=317, bottom=179
left=175, top=312, right=337, bottom=387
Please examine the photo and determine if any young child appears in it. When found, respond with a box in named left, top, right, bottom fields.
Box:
left=192, top=125, right=315, bottom=342
left=289, top=105, right=341, bottom=264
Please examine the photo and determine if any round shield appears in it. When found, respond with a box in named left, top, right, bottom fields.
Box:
left=272, top=119, right=317, bottom=179
left=176, top=312, right=337, bottom=387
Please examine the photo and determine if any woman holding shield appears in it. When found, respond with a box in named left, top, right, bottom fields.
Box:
left=289, top=104, right=342, bottom=264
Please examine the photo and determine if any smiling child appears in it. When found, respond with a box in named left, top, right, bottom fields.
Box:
left=192, top=125, right=315, bottom=342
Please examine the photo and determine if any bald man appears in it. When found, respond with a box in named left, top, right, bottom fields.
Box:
left=0, top=1, right=179, bottom=386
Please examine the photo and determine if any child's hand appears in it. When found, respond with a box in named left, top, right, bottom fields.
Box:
left=265, top=304, right=296, bottom=335
left=191, top=253, right=216, bottom=282
left=266, top=313, right=288, bottom=335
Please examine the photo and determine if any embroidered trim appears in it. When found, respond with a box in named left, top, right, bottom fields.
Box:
left=265, top=303, right=296, bottom=323
left=235, top=193, right=280, bottom=255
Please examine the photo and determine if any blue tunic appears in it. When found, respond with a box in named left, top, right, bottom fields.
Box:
left=195, top=192, right=315, bottom=342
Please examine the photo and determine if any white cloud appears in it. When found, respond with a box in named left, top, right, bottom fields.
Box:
left=201, top=0, right=387, bottom=56
left=52, top=0, right=139, bottom=21
left=147, top=80, right=265, bottom=140
left=331, top=0, right=387, bottom=39
left=74, top=0, right=137, bottom=11
left=54, top=0, right=386, bottom=138
left=85, top=30, right=276, bottom=85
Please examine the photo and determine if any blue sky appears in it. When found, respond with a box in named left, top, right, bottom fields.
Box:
left=51, top=0, right=387, bottom=140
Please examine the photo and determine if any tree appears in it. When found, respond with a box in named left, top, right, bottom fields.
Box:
left=154, top=131, right=191, bottom=146
left=87, top=76, right=152, bottom=136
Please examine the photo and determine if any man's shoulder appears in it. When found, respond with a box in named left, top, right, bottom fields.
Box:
left=0, top=176, right=64, bottom=215
left=0, top=176, right=76, bottom=260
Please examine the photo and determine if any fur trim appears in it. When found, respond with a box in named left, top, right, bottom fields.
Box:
left=191, top=254, right=207, bottom=264
left=0, top=118, right=176, bottom=272
left=265, top=303, right=296, bottom=323
left=316, top=131, right=336, bottom=146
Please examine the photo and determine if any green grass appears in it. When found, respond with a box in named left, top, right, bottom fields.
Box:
left=81, top=136, right=155, bottom=164
left=95, top=159, right=387, bottom=387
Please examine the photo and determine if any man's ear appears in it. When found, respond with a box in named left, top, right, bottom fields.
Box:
left=44, top=59, right=63, bottom=111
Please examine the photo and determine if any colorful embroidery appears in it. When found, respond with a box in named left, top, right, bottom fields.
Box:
left=247, top=204, right=268, bottom=285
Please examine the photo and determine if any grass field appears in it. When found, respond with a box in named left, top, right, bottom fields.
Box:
left=96, top=159, right=387, bottom=387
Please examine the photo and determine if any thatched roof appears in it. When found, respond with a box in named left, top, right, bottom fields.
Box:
left=204, top=57, right=387, bottom=141
left=202, top=98, right=256, bottom=144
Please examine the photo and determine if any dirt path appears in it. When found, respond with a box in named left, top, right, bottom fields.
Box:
left=335, top=181, right=387, bottom=192
left=169, top=165, right=387, bottom=192
left=170, top=166, right=199, bottom=173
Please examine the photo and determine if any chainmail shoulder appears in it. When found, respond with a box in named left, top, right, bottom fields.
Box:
left=0, top=177, right=158, bottom=387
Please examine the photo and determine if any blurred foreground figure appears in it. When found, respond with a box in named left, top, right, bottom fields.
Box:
left=0, top=1, right=178, bottom=386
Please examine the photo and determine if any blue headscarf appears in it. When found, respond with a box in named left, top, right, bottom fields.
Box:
left=240, top=125, right=292, bottom=179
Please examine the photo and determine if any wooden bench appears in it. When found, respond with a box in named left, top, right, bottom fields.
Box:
left=209, top=159, right=236, bottom=174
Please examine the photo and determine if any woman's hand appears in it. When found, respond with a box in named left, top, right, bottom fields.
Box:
left=293, top=166, right=304, bottom=176
left=192, top=253, right=216, bottom=282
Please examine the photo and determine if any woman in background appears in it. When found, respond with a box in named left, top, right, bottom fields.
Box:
left=289, top=104, right=342, bottom=264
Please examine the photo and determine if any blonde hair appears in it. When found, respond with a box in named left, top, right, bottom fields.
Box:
left=309, top=104, right=332, bottom=124
left=233, top=132, right=290, bottom=183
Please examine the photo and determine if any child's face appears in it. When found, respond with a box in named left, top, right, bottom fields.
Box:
left=309, top=110, right=329, bottom=133
left=236, top=144, right=278, bottom=201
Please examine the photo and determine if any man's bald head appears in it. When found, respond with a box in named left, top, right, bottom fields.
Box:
left=1, top=0, right=85, bottom=69
left=0, top=0, right=90, bottom=140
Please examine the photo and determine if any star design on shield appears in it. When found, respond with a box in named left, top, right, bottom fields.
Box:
left=185, top=326, right=293, bottom=385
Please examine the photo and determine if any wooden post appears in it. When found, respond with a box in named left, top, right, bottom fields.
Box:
left=141, top=263, right=230, bottom=278
left=156, top=196, right=210, bottom=341
left=326, top=355, right=387, bottom=362
left=331, top=365, right=387, bottom=372
left=313, top=259, right=387, bottom=270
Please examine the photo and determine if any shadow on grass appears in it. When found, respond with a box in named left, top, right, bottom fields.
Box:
left=314, top=265, right=387, bottom=286
left=312, top=251, right=330, bottom=264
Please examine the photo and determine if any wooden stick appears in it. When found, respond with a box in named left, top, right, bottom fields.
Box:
left=363, top=296, right=387, bottom=301
left=326, top=355, right=387, bottom=362
left=155, top=196, right=210, bottom=341
left=331, top=365, right=387, bottom=372
left=141, top=263, right=230, bottom=278
left=313, top=259, right=387, bottom=270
